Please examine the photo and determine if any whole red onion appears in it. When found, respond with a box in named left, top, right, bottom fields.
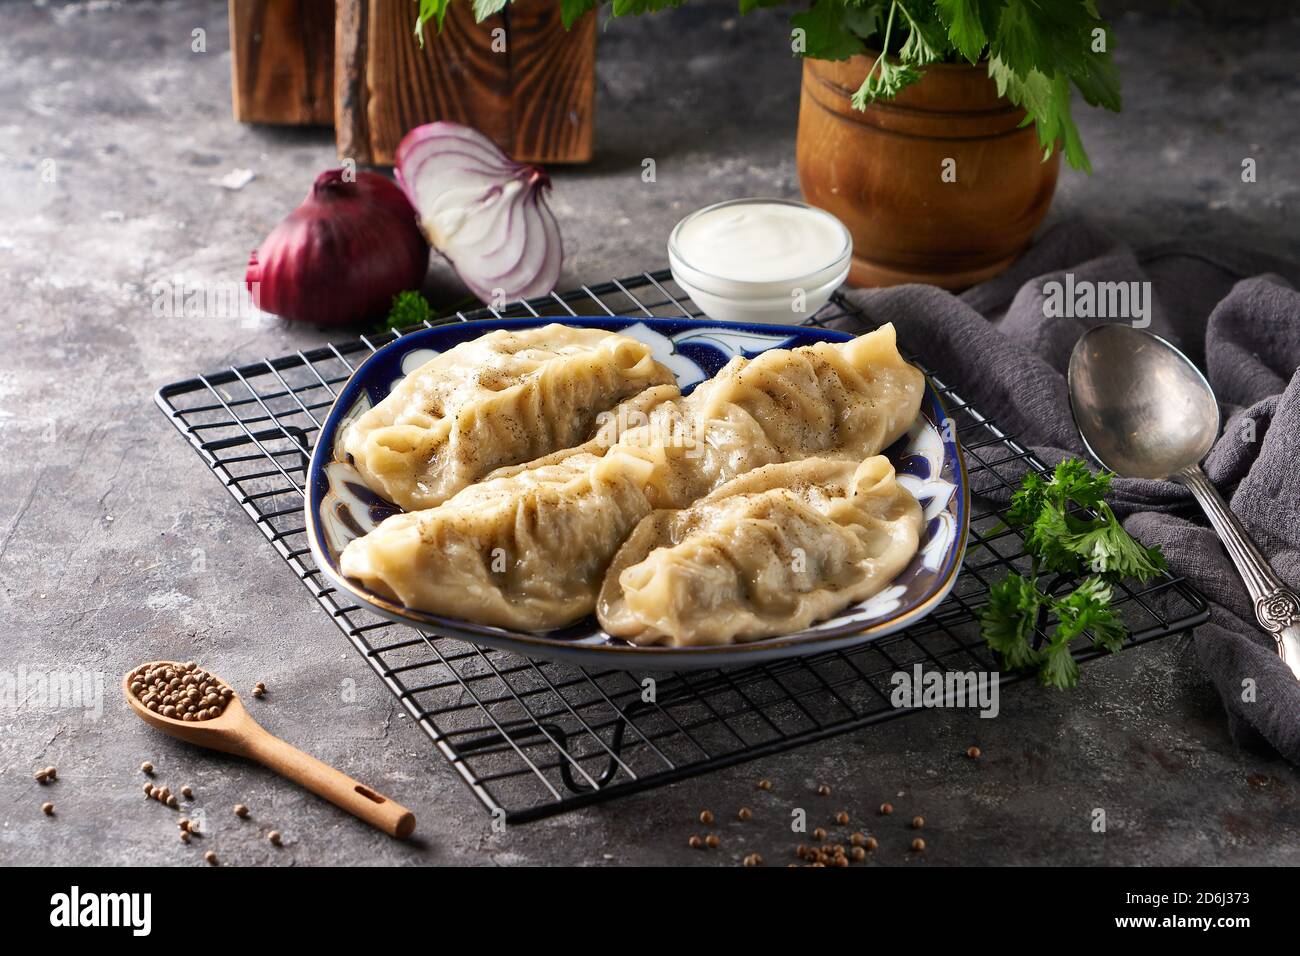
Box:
left=247, top=169, right=430, bottom=327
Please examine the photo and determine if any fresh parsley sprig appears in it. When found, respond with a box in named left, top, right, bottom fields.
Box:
left=382, top=289, right=435, bottom=332
left=979, top=458, right=1165, bottom=689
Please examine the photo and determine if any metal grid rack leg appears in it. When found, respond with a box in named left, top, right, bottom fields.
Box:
left=155, top=270, right=1210, bottom=823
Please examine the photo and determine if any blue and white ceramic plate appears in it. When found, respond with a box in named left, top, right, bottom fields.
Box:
left=305, top=317, right=969, bottom=670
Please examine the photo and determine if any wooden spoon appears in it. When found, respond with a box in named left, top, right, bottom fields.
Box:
left=124, top=663, right=415, bottom=839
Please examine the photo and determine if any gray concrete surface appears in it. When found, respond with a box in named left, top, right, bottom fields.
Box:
left=1, top=0, right=1297, bottom=867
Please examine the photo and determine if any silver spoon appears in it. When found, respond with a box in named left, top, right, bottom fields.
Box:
left=1068, top=323, right=1300, bottom=680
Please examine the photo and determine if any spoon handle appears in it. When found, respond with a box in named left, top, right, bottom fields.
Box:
left=1178, top=464, right=1300, bottom=680
left=243, top=732, right=416, bottom=839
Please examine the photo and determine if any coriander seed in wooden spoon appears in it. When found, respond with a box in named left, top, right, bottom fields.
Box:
left=125, top=661, right=415, bottom=839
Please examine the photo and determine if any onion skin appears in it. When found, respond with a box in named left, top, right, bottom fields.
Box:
left=246, top=169, right=430, bottom=327
left=395, top=122, right=563, bottom=304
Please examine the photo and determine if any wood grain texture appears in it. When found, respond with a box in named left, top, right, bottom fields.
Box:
left=336, top=0, right=595, bottom=166
left=229, top=0, right=336, bottom=126
left=333, top=0, right=369, bottom=162
left=797, top=55, right=1059, bottom=290
left=508, top=0, right=596, bottom=163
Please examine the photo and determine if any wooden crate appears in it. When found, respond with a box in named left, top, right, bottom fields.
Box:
left=335, top=0, right=596, bottom=165
left=229, top=0, right=336, bottom=126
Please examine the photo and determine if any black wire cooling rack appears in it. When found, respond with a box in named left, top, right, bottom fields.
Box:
left=155, top=270, right=1209, bottom=823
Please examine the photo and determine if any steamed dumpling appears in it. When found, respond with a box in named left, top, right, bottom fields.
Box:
left=615, top=321, right=925, bottom=508
left=341, top=323, right=925, bottom=632
left=597, top=456, right=923, bottom=647
left=343, top=324, right=675, bottom=510
left=339, top=447, right=662, bottom=631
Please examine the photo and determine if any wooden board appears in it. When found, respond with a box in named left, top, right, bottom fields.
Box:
left=229, top=0, right=336, bottom=126
left=335, top=0, right=595, bottom=166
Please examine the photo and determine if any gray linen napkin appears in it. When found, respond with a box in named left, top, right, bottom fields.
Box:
left=836, top=219, right=1300, bottom=763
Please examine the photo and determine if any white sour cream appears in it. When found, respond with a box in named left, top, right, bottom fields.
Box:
left=672, top=201, right=848, bottom=283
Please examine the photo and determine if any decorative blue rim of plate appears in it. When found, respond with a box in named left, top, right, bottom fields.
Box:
left=304, top=316, right=969, bottom=665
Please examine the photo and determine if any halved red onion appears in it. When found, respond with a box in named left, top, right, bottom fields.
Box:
left=395, top=122, right=563, bottom=304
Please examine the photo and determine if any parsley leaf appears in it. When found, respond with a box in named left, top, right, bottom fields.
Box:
left=1052, top=577, right=1126, bottom=653
left=981, top=457, right=1166, bottom=689
left=610, top=0, right=688, bottom=17
left=1038, top=639, right=1080, bottom=690
left=472, top=0, right=509, bottom=20
left=791, top=0, right=868, bottom=61
left=1034, top=577, right=1125, bottom=689
left=980, top=573, right=1042, bottom=671
left=935, top=0, right=995, bottom=63
left=897, top=1, right=948, bottom=66
left=848, top=1, right=924, bottom=106
left=1064, top=502, right=1168, bottom=582
left=383, top=290, right=434, bottom=332
left=560, top=0, right=601, bottom=27
left=414, top=0, right=453, bottom=45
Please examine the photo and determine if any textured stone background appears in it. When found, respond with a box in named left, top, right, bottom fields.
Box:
left=0, top=0, right=1296, bottom=866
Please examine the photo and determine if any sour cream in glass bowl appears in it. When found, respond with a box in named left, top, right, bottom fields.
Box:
left=668, top=198, right=852, bottom=325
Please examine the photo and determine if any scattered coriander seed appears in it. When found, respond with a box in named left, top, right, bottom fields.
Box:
left=812, top=827, right=827, bottom=842
left=911, top=815, right=925, bottom=830
left=158, top=787, right=170, bottom=802
left=865, top=836, right=878, bottom=851
left=737, top=807, right=752, bottom=821
left=967, top=746, right=982, bottom=759
left=44, top=767, right=57, bottom=781
left=34, top=769, right=48, bottom=783
left=835, top=811, right=850, bottom=825
left=204, top=851, right=218, bottom=865
left=743, top=853, right=762, bottom=867
left=140, top=762, right=154, bottom=775
left=795, top=845, right=808, bottom=859
left=42, top=802, right=54, bottom=816
left=699, top=810, right=714, bottom=825
left=688, top=835, right=704, bottom=850
left=817, top=784, right=831, bottom=797
left=832, top=855, right=849, bottom=867
left=180, top=830, right=191, bottom=844
left=705, top=834, right=720, bottom=849
left=850, top=846, right=866, bottom=862
left=252, top=682, right=266, bottom=699
left=143, top=783, right=154, bottom=796
left=850, top=832, right=865, bottom=847
left=879, top=802, right=893, bottom=815
left=757, top=779, right=772, bottom=791
left=179, top=819, right=191, bottom=832
left=268, top=830, right=283, bottom=846
left=911, top=838, right=926, bottom=852
left=167, top=795, right=179, bottom=809
left=809, top=861, right=825, bottom=868
left=181, top=785, right=193, bottom=799
left=234, top=803, right=249, bottom=818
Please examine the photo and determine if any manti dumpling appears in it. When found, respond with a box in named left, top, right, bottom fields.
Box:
left=340, top=323, right=925, bottom=632
left=615, top=322, right=926, bottom=508
left=343, top=324, right=676, bottom=510
left=597, top=457, right=923, bottom=647
left=339, top=446, right=662, bottom=630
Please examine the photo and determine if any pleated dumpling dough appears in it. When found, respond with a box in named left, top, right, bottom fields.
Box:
left=340, top=323, right=925, bottom=632
left=339, top=446, right=662, bottom=631
left=343, top=324, right=676, bottom=510
left=597, top=457, right=923, bottom=647
left=613, top=322, right=926, bottom=508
